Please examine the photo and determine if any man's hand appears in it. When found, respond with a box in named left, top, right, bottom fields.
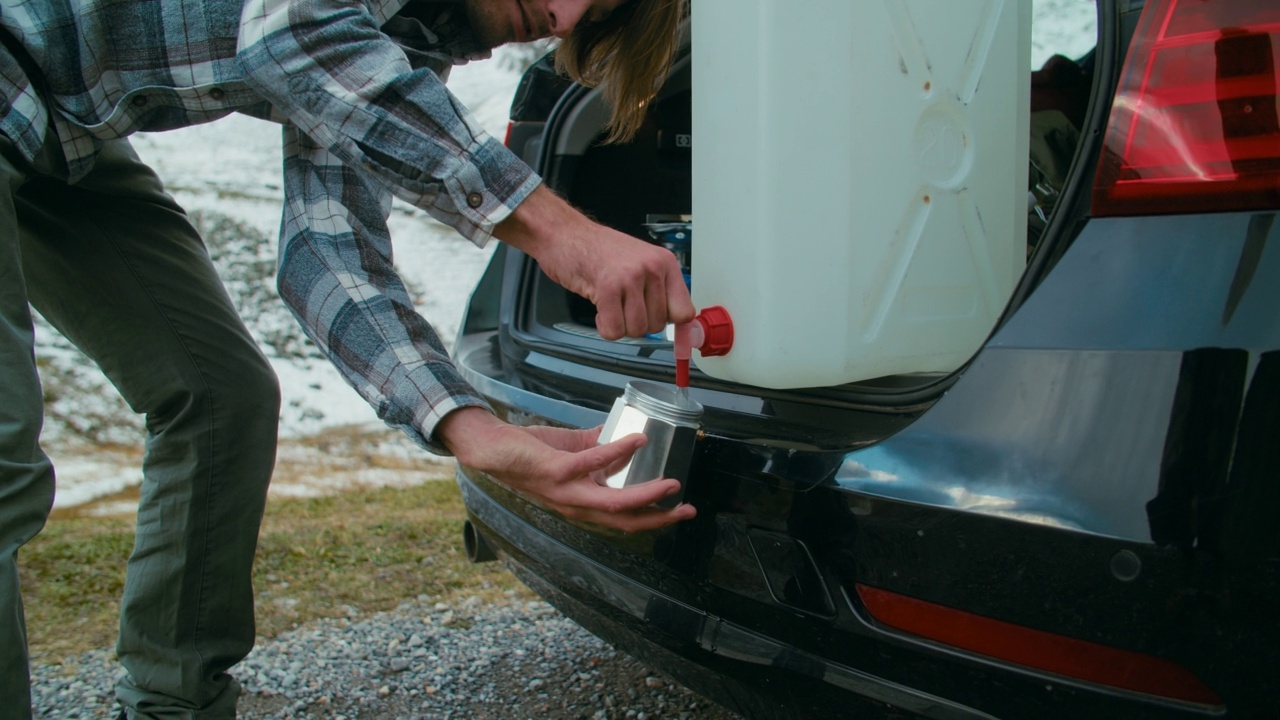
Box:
left=438, top=407, right=697, bottom=532
left=495, top=185, right=695, bottom=339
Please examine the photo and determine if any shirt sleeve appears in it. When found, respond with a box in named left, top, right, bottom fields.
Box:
left=236, top=0, right=532, bottom=452
left=275, top=123, right=492, bottom=453
left=235, top=0, right=541, bottom=245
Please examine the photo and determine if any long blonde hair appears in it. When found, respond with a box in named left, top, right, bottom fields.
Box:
left=554, top=0, right=687, bottom=144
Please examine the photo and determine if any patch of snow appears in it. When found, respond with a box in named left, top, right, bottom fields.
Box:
left=1032, top=0, right=1099, bottom=69
left=48, top=455, right=144, bottom=510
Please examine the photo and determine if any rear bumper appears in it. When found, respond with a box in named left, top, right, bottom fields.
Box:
left=457, top=463, right=1232, bottom=720
left=456, top=467, right=997, bottom=720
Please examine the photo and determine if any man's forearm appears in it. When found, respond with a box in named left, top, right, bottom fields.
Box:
left=435, top=406, right=504, bottom=460
left=492, top=184, right=590, bottom=259
left=492, top=185, right=695, bottom=339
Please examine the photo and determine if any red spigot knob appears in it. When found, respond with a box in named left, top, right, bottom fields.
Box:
left=695, top=306, right=733, bottom=357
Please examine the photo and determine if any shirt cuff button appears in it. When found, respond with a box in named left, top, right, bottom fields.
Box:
left=131, top=95, right=149, bottom=107
left=466, top=192, right=484, bottom=209
left=209, top=87, right=225, bottom=101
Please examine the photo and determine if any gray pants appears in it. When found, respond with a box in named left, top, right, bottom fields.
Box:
left=0, top=134, right=280, bottom=718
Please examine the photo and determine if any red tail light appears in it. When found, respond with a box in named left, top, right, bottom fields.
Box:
left=1093, top=1, right=1280, bottom=216
left=856, top=584, right=1222, bottom=706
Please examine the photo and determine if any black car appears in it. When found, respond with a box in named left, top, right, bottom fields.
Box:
left=452, top=1, right=1280, bottom=717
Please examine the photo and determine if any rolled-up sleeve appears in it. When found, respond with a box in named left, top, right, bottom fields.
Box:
left=236, top=0, right=540, bottom=245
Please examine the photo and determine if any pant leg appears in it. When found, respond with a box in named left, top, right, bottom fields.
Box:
left=0, top=135, right=57, bottom=720
left=17, top=138, right=281, bottom=719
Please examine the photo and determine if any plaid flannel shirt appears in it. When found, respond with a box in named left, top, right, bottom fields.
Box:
left=0, top=0, right=542, bottom=452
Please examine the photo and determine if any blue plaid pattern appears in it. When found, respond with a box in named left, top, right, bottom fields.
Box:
left=0, top=0, right=541, bottom=451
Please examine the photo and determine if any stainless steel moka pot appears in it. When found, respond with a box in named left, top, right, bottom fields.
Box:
left=598, top=381, right=702, bottom=507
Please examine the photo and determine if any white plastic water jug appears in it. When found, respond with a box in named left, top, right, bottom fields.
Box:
left=691, top=0, right=1031, bottom=389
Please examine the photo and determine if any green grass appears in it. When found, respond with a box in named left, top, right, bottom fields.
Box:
left=20, top=480, right=532, bottom=664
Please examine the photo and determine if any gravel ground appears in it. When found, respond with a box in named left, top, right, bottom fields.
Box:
left=32, top=596, right=744, bottom=719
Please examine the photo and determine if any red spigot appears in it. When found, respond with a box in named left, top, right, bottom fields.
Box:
left=673, top=306, right=734, bottom=388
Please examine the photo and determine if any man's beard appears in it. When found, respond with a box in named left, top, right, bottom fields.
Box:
left=463, top=0, right=516, bottom=51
